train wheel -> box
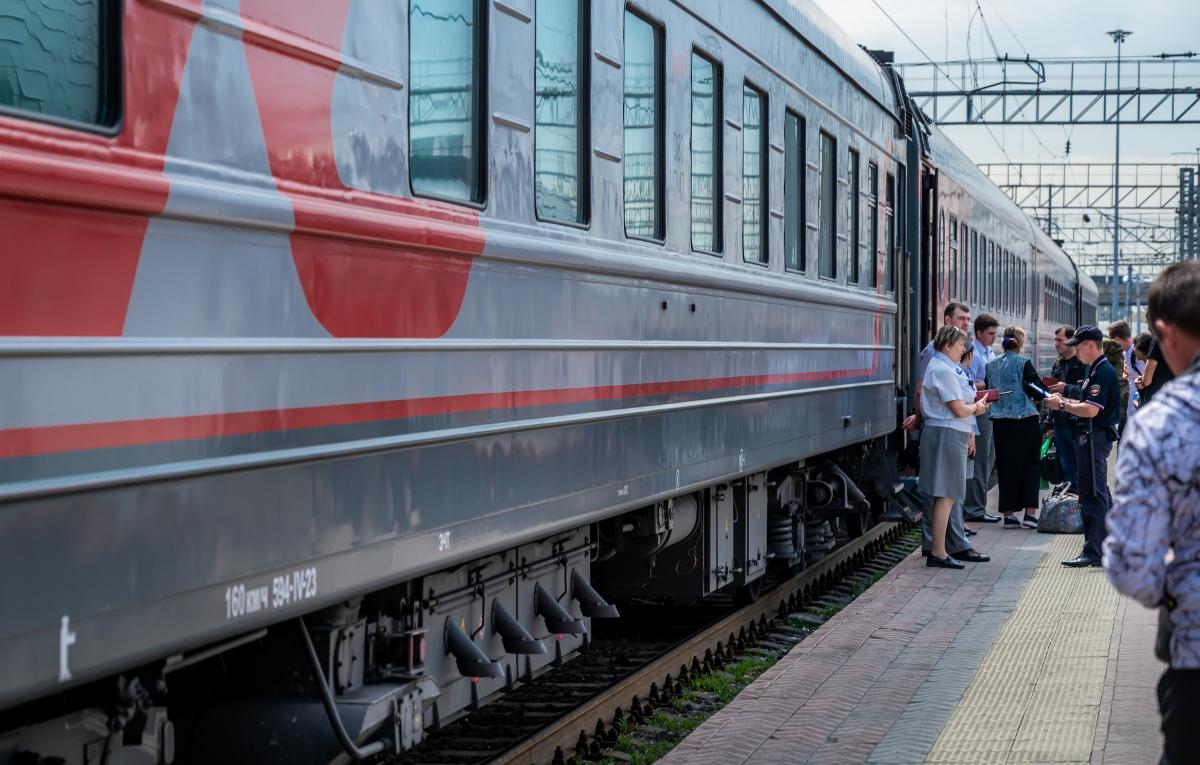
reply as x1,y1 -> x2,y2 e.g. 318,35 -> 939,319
846,506 -> 873,539
734,578 -> 763,605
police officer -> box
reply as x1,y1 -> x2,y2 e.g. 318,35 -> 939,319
1045,325 -> 1122,567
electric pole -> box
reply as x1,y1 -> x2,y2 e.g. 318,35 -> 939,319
1108,28 -> 1132,321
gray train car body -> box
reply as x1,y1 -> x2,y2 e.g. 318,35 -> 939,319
0,0 -> 1091,761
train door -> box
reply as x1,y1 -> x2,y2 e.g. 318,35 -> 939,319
919,164 -> 938,348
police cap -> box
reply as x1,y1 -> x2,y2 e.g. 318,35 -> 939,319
1066,325 -> 1103,346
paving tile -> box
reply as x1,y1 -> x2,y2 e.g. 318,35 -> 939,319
657,487 -> 1162,765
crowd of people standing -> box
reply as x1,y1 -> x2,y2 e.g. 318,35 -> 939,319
901,262 -> 1200,763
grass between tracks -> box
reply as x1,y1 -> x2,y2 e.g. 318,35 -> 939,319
577,529 -> 920,765
586,653 -> 781,765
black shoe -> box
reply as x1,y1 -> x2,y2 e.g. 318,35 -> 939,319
1061,555 -> 1101,568
926,554 -> 966,569
952,549 -> 991,563
965,512 -> 1001,523
1003,515 -> 1023,529
965,528 -> 978,537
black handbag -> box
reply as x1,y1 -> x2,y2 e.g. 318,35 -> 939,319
1040,437 -> 1064,484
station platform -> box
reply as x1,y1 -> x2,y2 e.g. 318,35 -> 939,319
658,519 -> 1163,765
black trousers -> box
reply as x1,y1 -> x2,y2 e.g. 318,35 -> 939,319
1074,429 -> 1114,559
992,416 -> 1041,514
1159,668 -> 1200,765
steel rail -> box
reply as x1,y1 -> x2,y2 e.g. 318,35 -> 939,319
487,521 -> 905,765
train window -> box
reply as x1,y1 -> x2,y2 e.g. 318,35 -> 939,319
742,83 -> 767,265
979,237 -> 987,306
0,0 -> 121,130
984,239 -> 993,307
783,110 -> 805,272
818,131 -> 837,279
998,251 -> 1008,311
1009,252 -> 1015,313
535,0 -> 588,224
884,172 -> 895,291
1008,254 -> 1017,314
690,51 -> 721,253
959,222 -> 968,299
949,216 -> 958,299
866,162 -> 878,288
1019,260 -> 1025,314
623,9 -> 663,240
848,149 -> 860,284
972,230 -> 980,303
1000,250 -> 1007,311
1010,253 -> 1017,313
410,0 -> 486,204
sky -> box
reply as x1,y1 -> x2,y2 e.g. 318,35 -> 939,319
812,0 -> 1200,165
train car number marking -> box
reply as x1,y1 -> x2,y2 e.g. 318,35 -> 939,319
438,531 -> 451,552
223,567 -> 317,620
617,484 -> 629,497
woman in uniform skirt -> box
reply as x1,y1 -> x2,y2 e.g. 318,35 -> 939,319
920,326 -> 992,569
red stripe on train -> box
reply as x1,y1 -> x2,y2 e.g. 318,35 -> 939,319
0,367 -> 870,459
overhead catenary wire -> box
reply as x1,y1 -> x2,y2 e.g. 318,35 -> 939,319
867,0 -> 1017,166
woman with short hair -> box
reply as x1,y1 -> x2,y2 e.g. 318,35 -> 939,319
985,325 -> 1045,528
920,326 -> 990,568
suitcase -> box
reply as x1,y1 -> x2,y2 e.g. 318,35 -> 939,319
1038,485 -> 1083,534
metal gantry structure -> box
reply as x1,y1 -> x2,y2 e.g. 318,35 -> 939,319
892,52 -> 1198,319
895,55 -> 1200,125
979,162 -> 1197,278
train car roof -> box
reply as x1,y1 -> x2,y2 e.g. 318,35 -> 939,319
925,123 -> 1094,290
761,0 -> 899,116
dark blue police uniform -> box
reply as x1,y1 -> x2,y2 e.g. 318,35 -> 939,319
1061,327 -> 1122,566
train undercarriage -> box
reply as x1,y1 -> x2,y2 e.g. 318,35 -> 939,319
0,438 -> 904,765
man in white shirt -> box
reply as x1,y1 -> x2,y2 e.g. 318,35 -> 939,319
964,314 -> 1000,523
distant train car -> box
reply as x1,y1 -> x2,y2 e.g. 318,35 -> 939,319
0,0 -> 1091,762
921,124 -> 1098,372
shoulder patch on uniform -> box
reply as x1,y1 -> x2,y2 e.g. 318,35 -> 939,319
1089,385 -> 1101,396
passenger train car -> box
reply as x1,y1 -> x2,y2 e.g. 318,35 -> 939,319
0,0 -> 1095,762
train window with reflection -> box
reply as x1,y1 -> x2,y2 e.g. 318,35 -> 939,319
1012,253 -> 1017,312
623,9 -> 663,240
1001,250 -> 1008,312
0,0 -> 121,130
866,162 -> 878,288
818,131 -> 837,279
742,83 -> 767,264
987,241 -> 996,307
972,230 -> 979,303
980,238 -> 989,307
784,111 -> 805,272
959,222 -> 968,299
535,0 -> 588,224
848,149 -> 860,284
410,0 -> 485,204
884,172 -> 895,291
690,51 -> 721,253
949,216 -> 958,299
1007,252 -> 1014,312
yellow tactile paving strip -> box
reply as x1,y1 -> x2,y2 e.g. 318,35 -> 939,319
926,534 -> 1120,764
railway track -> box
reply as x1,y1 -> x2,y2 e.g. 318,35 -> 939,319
394,521 -> 915,765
